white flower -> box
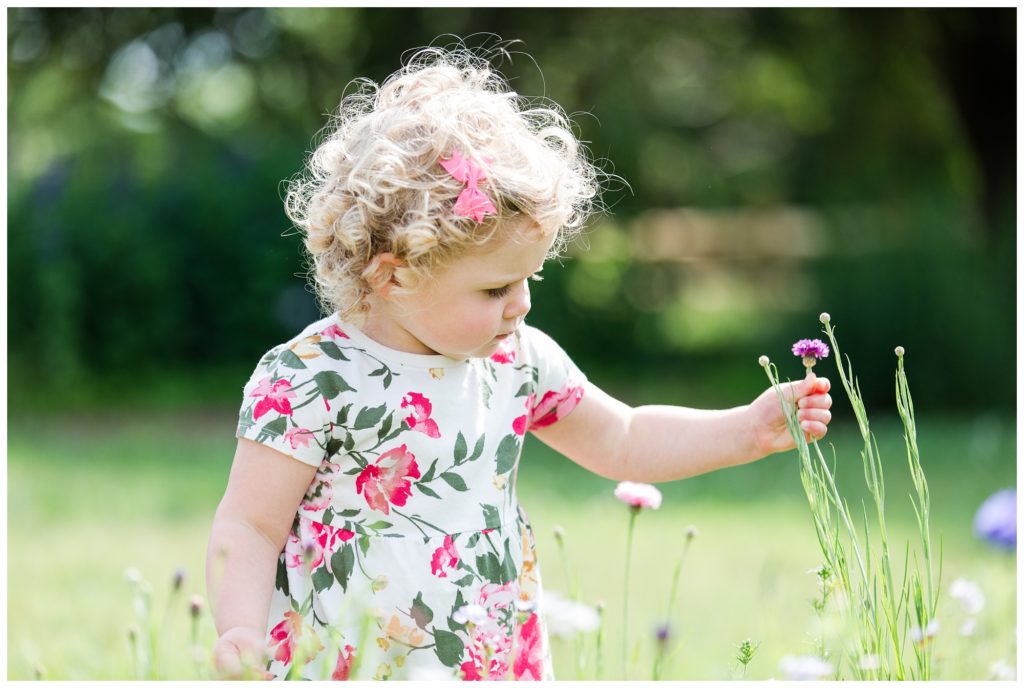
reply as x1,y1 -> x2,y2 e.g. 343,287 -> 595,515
857,654 -> 881,671
779,654 -> 834,680
959,618 -> 977,637
452,604 -> 488,626
910,619 -> 940,644
515,598 -> 537,613
949,577 -> 985,615
543,590 -> 600,638
989,659 -> 1016,680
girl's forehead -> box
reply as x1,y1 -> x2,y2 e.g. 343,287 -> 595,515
450,229 -> 554,282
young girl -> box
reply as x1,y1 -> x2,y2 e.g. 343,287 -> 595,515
206,46 -> 833,681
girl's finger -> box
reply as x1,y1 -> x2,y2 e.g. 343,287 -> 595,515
798,393 -> 832,410
800,420 -> 828,439
798,408 -> 832,426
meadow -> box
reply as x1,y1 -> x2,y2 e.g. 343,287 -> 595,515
7,393 -> 1015,680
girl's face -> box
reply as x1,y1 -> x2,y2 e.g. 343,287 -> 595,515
368,223 -> 555,360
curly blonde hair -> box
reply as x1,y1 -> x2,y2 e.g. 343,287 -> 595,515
284,43 -> 604,322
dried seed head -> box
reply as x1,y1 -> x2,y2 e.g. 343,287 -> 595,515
189,594 -> 204,618
172,567 -> 186,591
758,355 -> 769,367
819,312 -> 830,324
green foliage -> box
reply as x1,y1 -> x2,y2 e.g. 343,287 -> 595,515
6,8 -> 1013,412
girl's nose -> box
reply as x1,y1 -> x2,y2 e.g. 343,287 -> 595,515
504,280 -> 531,321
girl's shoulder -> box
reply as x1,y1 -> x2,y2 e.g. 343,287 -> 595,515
512,322 -> 576,365
249,313 -> 354,376
507,321 -> 587,391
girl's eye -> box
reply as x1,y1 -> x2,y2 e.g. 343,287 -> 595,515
486,273 -> 542,298
486,285 -> 512,299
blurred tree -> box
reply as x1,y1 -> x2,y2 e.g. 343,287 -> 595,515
6,8 -> 1014,411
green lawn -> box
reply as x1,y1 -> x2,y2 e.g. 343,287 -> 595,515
7,408 -> 1016,680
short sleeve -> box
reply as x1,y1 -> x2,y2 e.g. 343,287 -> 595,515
236,343 -> 337,467
516,324 -> 588,430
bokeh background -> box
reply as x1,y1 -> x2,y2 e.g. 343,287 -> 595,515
7,7 -> 1016,680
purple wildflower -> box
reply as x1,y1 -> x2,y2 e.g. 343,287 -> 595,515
974,489 -> 1016,550
792,339 -> 830,360
656,624 -> 671,643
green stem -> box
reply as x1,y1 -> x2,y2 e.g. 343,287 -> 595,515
622,508 -> 638,680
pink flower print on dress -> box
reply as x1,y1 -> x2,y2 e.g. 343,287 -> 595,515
268,610 -> 323,665
250,377 -> 296,420
513,613 -> 544,680
512,396 -> 530,436
284,427 -> 315,450
320,324 -> 350,340
457,581 -> 518,679
526,381 -> 585,430
284,518 -> 355,570
355,444 -> 421,514
430,534 -> 460,578
401,392 -> 441,438
478,581 -> 517,611
301,460 -> 337,512
331,645 -> 356,680
490,338 -> 516,364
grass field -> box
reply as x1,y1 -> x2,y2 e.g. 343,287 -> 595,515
7,406 -> 1016,680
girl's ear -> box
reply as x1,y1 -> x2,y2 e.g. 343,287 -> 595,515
365,253 -> 406,298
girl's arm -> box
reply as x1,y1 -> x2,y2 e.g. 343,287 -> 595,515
206,438 -> 319,672
530,376 -> 832,483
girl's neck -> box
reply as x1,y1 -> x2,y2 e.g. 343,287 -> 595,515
359,300 -> 436,356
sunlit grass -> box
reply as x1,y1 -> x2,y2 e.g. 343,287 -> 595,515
7,409 -> 1015,680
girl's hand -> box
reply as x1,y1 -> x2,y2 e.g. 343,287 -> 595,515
748,372 -> 832,456
212,626 -> 274,680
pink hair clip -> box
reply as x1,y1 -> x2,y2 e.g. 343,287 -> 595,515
439,149 -> 497,222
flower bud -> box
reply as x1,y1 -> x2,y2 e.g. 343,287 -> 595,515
127,624 -> 140,642
758,355 -> 769,367
189,594 -> 204,618
123,567 -> 143,585
172,567 -> 186,592
553,526 -> 565,542
656,624 -> 671,644
895,346 -> 905,357
595,600 -> 606,614
371,575 -> 389,593
819,312 -> 830,324
685,525 -> 699,540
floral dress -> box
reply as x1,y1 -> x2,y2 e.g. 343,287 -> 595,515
236,314 -> 586,680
